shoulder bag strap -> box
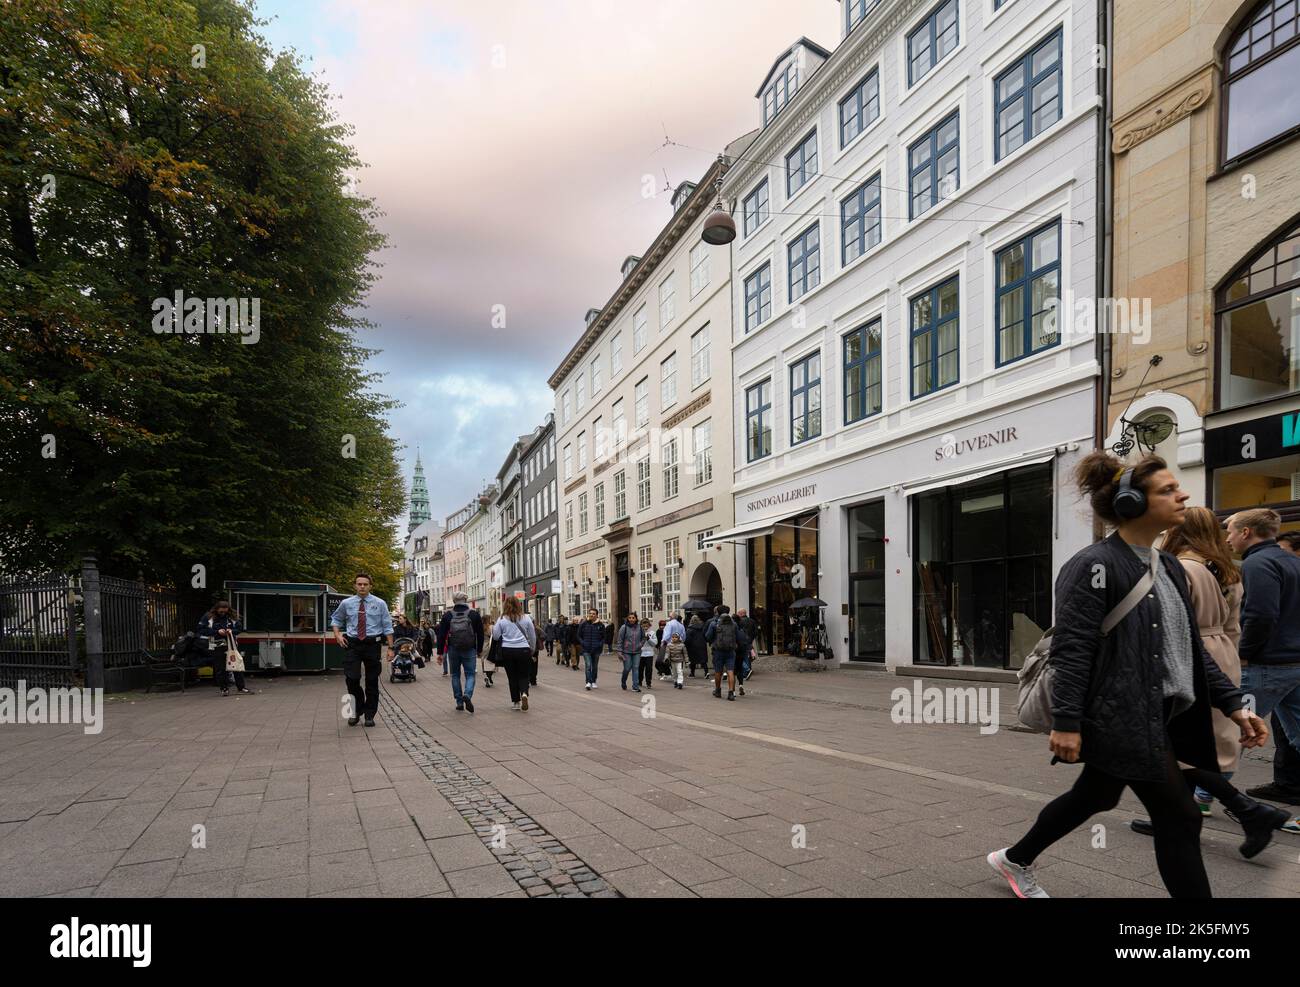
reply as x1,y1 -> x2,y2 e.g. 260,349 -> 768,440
1100,548 -> 1160,637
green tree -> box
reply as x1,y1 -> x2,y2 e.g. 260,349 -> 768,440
0,0 -> 402,600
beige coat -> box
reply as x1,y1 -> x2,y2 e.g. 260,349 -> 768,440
1178,552 -> 1243,773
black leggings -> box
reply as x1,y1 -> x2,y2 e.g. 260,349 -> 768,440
1008,740 -> 1209,898
501,647 -> 532,704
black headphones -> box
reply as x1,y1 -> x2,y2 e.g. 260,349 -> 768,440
1112,467 -> 1148,520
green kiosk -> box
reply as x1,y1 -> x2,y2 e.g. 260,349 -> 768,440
223,581 -> 351,672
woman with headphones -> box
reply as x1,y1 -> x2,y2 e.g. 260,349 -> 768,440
988,451 -> 1270,898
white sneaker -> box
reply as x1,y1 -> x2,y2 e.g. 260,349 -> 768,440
511,701 -> 520,710
591,683 -> 597,689
987,848 -> 1049,898
585,683 -> 592,690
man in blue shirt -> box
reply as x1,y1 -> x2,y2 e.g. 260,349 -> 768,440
330,573 -> 395,727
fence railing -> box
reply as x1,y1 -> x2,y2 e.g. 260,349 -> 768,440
0,574 -> 78,689
0,558 -> 204,691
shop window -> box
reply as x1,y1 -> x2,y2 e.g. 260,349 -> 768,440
748,514 -> 819,658
913,462 -> 1052,669
1214,452 -> 1300,510
1216,217 -> 1300,409
290,596 -> 318,632
1222,0 -> 1300,165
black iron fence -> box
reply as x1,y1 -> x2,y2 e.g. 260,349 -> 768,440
0,558 -> 204,691
0,574 -> 78,689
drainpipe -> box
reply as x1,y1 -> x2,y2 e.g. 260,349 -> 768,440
1094,0 -> 1115,544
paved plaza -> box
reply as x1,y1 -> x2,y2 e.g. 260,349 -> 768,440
1,662 -> 1297,898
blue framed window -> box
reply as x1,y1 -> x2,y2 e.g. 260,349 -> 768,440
788,223 -> 821,301
846,0 -> 880,34
844,319 -> 883,424
839,68 -> 880,147
763,63 -> 797,126
908,111 -> 960,219
995,220 -> 1061,365
786,130 -> 818,198
907,0 -> 959,86
994,29 -> 1063,161
744,263 -> 772,332
743,179 -> 769,237
841,174 -> 882,265
909,275 -> 960,398
790,353 -> 822,445
746,379 -> 773,462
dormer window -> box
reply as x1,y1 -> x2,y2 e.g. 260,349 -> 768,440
763,62 -> 798,126
671,182 -> 697,212
620,255 -> 641,279
845,0 -> 880,36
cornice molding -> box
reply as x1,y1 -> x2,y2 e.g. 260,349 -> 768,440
635,498 -> 714,536
1112,65 -> 1215,155
662,390 -> 712,432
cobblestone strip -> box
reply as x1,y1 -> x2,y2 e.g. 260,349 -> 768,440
378,691 -> 619,898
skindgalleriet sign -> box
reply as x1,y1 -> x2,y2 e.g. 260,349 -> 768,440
745,483 -> 817,515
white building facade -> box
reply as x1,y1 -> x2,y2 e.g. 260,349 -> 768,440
717,0 -> 1102,670
551,159 -> 738,625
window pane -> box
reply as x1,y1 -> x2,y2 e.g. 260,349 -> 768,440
1225,45 -> 1300,160
938,279 -> 959,317
999,286 -> 1024,332
999,242 -> 1025,285
1031,226 -> 1059,268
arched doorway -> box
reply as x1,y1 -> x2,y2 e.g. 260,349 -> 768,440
688,562 -> 722,608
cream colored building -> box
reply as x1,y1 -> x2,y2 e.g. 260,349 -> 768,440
1106,0 -> 1300,539
549,158 -> 738,624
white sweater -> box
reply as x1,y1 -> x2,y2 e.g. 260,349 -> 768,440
492,614 -> 536,651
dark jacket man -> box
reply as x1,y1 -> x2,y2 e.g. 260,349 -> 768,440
1238,540 -> 1300,665
578,617 -> 605,654
436,602 -> 484,655
1050,532 -> 1244,783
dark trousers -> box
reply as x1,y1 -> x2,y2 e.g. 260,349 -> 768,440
502,647 -> 532,704
531,651 -> 539,685
639,653 -> 653,687
545,640 -> 554,656
343,637 -> 382,717
214,660 -> 245,691
1008,739 -> 1209,898
1273,712 -> 1300,789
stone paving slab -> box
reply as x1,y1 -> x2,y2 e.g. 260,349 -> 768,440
1,665 -> 1298,898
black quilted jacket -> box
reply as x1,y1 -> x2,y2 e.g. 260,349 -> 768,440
1049,531 -> 1245,782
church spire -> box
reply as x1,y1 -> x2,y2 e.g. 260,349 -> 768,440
408,448 -> 431,534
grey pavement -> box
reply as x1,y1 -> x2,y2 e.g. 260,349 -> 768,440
0,658 -> 1296,898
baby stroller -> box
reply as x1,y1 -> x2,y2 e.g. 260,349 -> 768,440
389,637 -> 418,683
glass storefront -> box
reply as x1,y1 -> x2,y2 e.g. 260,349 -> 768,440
748,512 -> 819,655
912,462 -> 1053,669
848,501 -> 886,661
1207,407 -> 1300,536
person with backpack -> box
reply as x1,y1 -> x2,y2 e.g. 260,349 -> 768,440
197,599 -> 252,697
1125,506 -> 1292,854
435,591 -> 484,713
578,607 -> 605,690
706,606 -> 741,701
686,613 -> 708,677
616,611 -> 645,692
1225,508 -> 1300,806
492,595 -> 537,711
991,452 -> 1268,898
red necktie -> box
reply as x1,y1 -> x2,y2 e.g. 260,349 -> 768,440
357,601 -> 367,640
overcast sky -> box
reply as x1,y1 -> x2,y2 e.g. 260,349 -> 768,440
254,0 -> 841,534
